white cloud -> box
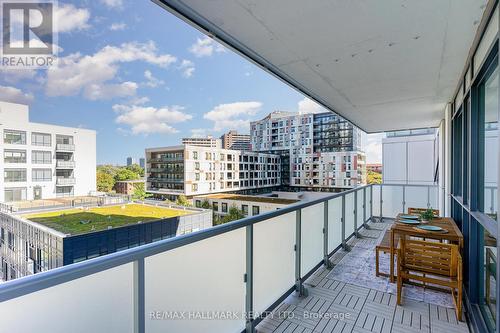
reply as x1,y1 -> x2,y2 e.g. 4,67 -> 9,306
128,96 -> 150,105
101,0 -> 123,9
190,128 -> 212,138
0,85 -> 34,104
204,101 -> 262,132
143,70 -> 164,87
178,60 -> 195,78
0,68 -> 37,84
84,81 -> 137,100
298,97 -> 326,114
113,103 -> 192,135
109,22 -> 126,31
54,4 -> 91,33
189,36 -> 226,57
45,41 -> 177,100
365,133 -> 385,164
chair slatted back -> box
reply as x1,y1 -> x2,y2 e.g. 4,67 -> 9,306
401,239 -> 458,277
408,207 -> 440,216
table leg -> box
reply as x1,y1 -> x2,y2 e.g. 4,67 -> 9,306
390,229 -> 394,283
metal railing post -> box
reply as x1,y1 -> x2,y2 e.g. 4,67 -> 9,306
295,209 -> 306,296
402,185 -> 406,214
134,258 -> 145,333
354,190 -> 358,238
245,225 -> 254,333
370,185 -> 373,222
363,187 -> 368,229
341,195 -> 349,251
379,185 -> 383,222
427,186 -> 431,208
323,201 -> 332,269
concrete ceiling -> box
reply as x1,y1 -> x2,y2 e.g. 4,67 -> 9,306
155,0 -> 489,133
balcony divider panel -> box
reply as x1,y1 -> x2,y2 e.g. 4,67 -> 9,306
0,263 -> 135,333
372,185 -> 381,217
356,188 -> 364,228
144,228 -> 246,333
365,187 -> 372,222
300,203 -> 325,276
253,213 -> 296,314
404,186 -> 429,213
381,185 -> 404,218
327,197 -> 343,253
344,192 -> 355,237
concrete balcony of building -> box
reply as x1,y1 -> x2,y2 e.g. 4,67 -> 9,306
55,143 -> 75,152
0,183 -> 471,333
56,177 -> 76,185
55,160 -> 75,169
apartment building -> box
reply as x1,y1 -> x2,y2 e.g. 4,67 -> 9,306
220,130 -> 251,150
145,145 -> 281,200
181,135 -> 222,148
0,101 -> 96,202
251,110 -> 366,189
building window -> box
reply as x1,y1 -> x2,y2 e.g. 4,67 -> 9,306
4,187 -> 26,202
191,184 -> 198,192
195,173 -> 200,181
32,150 -> 52,164
56,186 -> 73,197
213,202 -> 218,211
252,206 -> 260,215
195,200 -> 201,208
31,132 -> 51,146
4,150 -> 26,163
242,205 -> 248,216
479,65 -> 498,220
195,162 -> 200,170
32,168 -> 52,182
7,231 -> 14,250
56,135 -> 73,145
193,151 -> 198,160
221,202 -> 227,213
4,169 -> 26,182
4,130 -> 26,145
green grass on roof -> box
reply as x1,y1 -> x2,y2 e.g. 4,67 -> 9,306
22,204 -> 190,235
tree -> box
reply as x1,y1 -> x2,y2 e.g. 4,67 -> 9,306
126,163 -> 145,177
176,195 -> 191,207
217,206 -> 245,225
114,168 -> 140,182
132,182 -> 151,201
97,164 -> 120,177
96,171 -> 114,192
201,200 -> 211,209
367,171 -> 382,184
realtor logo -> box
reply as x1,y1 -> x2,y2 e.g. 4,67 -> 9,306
1,0 -> 57,68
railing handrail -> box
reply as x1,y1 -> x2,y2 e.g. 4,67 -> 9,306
0,182 -> 438,304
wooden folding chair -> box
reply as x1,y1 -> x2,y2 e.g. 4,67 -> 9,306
397,239 -> 463,321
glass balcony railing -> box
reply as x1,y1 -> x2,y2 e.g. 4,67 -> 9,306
56,160 -> 75,168
0,183 -> 440,332
56,177 -> 76,185
55,143 -> 75,151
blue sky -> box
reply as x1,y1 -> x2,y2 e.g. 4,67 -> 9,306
0,0 -> 382,165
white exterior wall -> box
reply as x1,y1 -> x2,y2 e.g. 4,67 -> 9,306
382,133 -> 437,185
0,101 -> 96,202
